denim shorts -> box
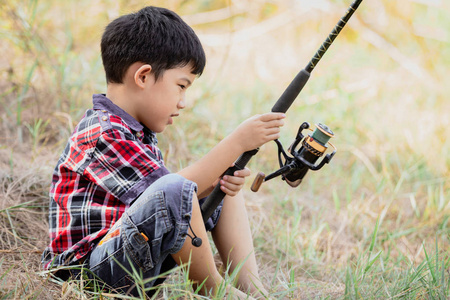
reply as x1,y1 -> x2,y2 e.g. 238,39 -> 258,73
87,174 -> 223,296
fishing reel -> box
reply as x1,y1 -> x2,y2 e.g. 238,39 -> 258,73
251,122 -> 336,192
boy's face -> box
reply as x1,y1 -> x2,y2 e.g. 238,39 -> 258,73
134,64 -> 196,133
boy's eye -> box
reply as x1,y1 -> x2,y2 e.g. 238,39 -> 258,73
179,85 -> 186,90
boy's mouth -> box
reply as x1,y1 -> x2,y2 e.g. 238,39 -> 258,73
168,113 -> 179,125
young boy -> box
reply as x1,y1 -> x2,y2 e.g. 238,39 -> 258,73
42,6 -> 285,298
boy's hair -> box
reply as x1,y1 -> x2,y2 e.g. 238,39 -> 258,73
101,6 -> 206,83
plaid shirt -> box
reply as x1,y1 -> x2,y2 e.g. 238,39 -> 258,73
42,94 -> 170,269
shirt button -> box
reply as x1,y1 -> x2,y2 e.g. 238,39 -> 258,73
101,110 -> 107,113
102,116 -> 108,121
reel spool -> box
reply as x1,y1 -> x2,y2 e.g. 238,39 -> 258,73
251,122 -> 336,192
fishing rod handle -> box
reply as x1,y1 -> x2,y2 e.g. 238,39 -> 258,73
201,148 -> 259,223
271,69 -> 310,113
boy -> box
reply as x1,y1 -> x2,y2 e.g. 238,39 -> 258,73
42,6 -> 285,298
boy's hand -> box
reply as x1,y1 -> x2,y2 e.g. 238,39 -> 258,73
232,112 -> 286,152
218,164 -> 251,197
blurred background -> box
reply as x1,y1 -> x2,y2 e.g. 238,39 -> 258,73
1,0 -> 449,298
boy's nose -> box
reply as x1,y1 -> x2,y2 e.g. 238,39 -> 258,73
178,97 -> 186,109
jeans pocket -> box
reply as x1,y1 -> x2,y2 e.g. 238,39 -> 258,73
122,214 -> 154,272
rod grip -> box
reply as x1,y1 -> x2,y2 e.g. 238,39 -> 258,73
201,149 -> 259,223
271,69 -> 310,113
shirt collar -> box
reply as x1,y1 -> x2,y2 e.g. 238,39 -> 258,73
92,94 -> 144,132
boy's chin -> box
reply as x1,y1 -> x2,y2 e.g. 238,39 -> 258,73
151,125 -> 167,133
140,121 -> 167,133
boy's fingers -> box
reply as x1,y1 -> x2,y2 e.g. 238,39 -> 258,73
264,119 -> 285,129
266,127 -> 282,135
259,112 -> 286,122
233,167 -> 251,177
221,176 -> 245,186
220,183 -> 238,196
267,132 -> 281,140
220,181 -> 244,192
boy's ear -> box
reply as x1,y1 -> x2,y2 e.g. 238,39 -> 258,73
134,64 -> 153,88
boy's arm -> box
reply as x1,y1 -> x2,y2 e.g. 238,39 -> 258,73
177,112 -> 285,195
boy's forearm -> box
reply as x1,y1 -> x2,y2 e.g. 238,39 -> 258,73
177,135 -> 244,195
178,112 -> 285,194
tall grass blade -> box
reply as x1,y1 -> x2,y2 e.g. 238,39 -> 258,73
369,217 -> 379,253
423,245 -> 436,285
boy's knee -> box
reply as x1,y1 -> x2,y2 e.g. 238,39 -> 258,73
147,174 -> 197,220
128,174 -> 197,217
125,174 -> 197,253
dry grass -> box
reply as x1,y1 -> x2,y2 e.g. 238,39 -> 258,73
0,147 -> 60,299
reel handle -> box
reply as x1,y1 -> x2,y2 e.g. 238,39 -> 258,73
250,172 -> 266,192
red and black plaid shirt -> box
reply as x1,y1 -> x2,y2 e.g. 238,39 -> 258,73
42,94 -> 170,269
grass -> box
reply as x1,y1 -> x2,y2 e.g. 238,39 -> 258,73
1,0 -> 449,298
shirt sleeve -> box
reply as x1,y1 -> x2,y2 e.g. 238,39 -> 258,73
83,128 -> 170,205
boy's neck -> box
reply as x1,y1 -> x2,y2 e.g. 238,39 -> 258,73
106,83 -> 138,121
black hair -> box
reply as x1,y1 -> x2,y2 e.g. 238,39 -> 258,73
101,6 -> 206,83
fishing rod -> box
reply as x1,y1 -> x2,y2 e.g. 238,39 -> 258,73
201,0 -> 364,223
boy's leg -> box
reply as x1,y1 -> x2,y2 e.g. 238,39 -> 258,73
170,193 -> 222,289
171,192 -> 251,299
87,174 -> 203,296
211,191 -> 267,296
88,172 -> 253,298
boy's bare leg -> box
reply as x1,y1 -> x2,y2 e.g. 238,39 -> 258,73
211,191 -> 268,298
171,193 -> 252,299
